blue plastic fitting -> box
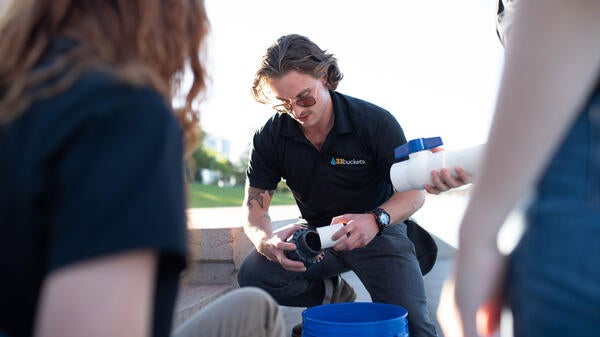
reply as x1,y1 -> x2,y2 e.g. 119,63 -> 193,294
394,137 -> 443,160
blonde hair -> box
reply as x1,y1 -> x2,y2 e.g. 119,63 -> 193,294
0,0 -> 209,156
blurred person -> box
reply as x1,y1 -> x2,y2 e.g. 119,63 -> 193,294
171,287 -> 284,337
438,0 -> 600,336
237,34 -> 439,337
0,1 -> 284,337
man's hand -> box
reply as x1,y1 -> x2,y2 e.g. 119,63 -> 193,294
329,213 -> 378,251
425,167 -> 472,194
258,223 -> 307,272
424,147 -> 473,195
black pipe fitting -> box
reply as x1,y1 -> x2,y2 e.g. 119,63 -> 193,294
284,227 -> 324,267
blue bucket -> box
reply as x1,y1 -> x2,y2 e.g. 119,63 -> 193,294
301,302 -> 409,337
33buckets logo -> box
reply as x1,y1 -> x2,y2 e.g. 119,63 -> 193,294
330,157 -> 366,166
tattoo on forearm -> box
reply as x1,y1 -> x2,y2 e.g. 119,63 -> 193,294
246,188 -> 274,209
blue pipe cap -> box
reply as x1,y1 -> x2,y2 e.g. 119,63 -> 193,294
394,137 -> 443,159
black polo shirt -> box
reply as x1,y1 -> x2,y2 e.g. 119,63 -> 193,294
247,91 -> 408,226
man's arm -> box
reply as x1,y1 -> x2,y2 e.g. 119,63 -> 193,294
330,189 -> 425,250
243,182 -> 275,250
379,189 -> 425,225
243,181 -> 305,272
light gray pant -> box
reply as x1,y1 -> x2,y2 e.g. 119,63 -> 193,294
172,287 -> 285,337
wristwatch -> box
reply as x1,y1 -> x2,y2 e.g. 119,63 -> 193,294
369,207 -> 391,235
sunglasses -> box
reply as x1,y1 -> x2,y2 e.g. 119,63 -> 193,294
272,86 -> 318,113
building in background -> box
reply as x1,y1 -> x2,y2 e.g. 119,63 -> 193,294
203,134 -> 231,161
200,134 -> 235,186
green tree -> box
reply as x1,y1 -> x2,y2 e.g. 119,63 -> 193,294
185,131 -> 243,185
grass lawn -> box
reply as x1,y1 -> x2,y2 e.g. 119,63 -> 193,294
187,183 -> 296,208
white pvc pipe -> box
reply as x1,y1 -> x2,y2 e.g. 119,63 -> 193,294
316,223 -> 346,249
390,144 -> 485,192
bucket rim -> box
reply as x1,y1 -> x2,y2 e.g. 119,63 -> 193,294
302,302 -> 408,326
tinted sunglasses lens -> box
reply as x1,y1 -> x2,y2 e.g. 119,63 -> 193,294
296,96 -> 316,107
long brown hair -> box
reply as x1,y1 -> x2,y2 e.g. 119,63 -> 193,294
251,34 -> 343,106
0,0 -> 209,156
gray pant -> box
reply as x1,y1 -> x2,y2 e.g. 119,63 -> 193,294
237,223 -> 437,337
172,287 -> 285,337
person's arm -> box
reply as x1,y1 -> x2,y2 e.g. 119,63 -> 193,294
440,1 -> 600,336
243,181 -> 305,272
331,189 -> 425,250
34,250 -> 157,337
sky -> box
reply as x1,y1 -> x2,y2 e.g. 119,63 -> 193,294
0,0 -> 505,162
200,0 -> 505,162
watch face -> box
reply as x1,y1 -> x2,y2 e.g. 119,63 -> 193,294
379,211 -> 390,226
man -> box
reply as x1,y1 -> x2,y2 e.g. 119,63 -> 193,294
236,34 -> 443,337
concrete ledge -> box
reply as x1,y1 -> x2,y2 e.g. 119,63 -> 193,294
185,208 -> 301,285
186,225 -> 252,285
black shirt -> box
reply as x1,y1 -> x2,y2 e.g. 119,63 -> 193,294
0,41 -> 186,337
247,91 -> 407,226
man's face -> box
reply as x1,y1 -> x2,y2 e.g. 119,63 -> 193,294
268,70 -> 330,129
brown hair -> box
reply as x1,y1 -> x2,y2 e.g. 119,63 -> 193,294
251,34 -> 343,106
0,0 -> 209,156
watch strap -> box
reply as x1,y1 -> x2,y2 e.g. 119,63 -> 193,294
369,207 -> 390,235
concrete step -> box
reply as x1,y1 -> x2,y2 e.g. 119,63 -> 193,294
185,224 -> 250,285
173,208 -> 301,329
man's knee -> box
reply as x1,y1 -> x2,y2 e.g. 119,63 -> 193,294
237,250 -> 262,287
